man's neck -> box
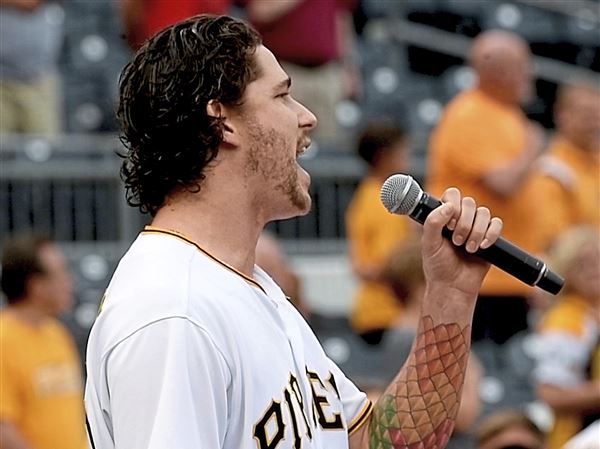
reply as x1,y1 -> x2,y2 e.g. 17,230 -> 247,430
477,85 -> 517,108
151,190 -> 264,278
7,302 -> 50,327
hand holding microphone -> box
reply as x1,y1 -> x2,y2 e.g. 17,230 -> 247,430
380,174 -> 564,295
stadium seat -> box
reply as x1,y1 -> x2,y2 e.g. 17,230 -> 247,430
481,3 -> 560,43
361,0 -> 405,19
561,10 -> 600,46
407,8 -> 481,38
440,65 -> 478,102
576,45 -> 600,71
438,0 -> 485,20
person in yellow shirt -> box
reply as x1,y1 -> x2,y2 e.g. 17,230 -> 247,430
427,30 -> 548,344
0,234 -> 87,449
346,121 -> 416,344
533,226 -> 600,449
537,83 -> 600,250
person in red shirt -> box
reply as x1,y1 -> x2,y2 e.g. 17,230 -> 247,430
120,0 -> 232,49
244,0 -> 360,146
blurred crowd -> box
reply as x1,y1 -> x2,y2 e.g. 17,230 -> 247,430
1,1 -> 599,449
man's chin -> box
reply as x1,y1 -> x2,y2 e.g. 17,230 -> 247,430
276,194 -> 312,220
296,199 -> 312,217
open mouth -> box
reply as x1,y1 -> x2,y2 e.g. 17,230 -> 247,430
296,140 -> 312,158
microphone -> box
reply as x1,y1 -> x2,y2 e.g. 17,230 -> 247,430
380,174 -> 564,295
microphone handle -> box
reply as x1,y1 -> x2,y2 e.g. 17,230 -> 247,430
410,194 -> 556,290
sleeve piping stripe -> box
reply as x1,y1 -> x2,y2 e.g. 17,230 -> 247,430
348,400 -> 374,435
86,414 -> 96,449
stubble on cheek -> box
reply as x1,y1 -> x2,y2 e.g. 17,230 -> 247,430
245,123 -> 307,211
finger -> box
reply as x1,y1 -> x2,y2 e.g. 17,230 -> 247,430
464,207 -> 491,253
440,187 -> 461,230
452,196 -> 476,247
481,217 -> 503,249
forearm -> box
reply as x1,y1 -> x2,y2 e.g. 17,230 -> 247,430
354,286 -> 476,448
247,0 -> 303,23
538,382 -> 600,414
454,356 -> 482,432
348,242 -> 381,282
352,261 -> 380,282
336,10 -> 355,64
0,0 -> 41,11
482,146 -> 540,197
0,422 -> 36,449
120,0 -> 143,39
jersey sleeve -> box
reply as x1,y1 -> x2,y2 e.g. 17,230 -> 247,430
104,317 -> 230,449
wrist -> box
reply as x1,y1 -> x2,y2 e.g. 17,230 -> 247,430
422,284 -> 477,325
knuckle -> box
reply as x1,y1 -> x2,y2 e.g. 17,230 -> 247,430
469,228 -> 485,240
454,221 -> 470,235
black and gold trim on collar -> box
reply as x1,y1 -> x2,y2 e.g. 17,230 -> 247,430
142,226 -> 266,294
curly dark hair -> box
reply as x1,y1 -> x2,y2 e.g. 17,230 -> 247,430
118,15 -> 262,215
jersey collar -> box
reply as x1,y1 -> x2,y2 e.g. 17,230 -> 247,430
142,225 -> 267,294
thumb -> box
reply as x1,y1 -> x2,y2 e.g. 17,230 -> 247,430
422,202 -> 454,254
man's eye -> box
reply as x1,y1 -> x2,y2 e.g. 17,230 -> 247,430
277,92 -> 290,98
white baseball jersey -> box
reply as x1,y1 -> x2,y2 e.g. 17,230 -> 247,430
85,226 -> 372,449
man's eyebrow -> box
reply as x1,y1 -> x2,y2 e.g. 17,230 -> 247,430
274,77 -> 292,91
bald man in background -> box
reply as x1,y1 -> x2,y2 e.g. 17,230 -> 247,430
427,30 -> 549,344
537,83 -> 600,249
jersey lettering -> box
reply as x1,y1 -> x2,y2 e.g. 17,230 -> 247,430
306,370 -> 344,430
253,370 -> 344,448
253,401 -> 285,449
287,374 -> 313,441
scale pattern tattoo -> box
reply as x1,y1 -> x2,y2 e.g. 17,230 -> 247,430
369,316 -> 471,449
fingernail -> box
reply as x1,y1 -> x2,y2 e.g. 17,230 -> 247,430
466,241 -> 477,253
443,204 -> 453,216
481,238 -> 491,249
448,218 -> 457,230
453,235 -> 464,245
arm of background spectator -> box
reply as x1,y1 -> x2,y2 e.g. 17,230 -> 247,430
119,0 -> 144,47
0,0 -> 41,11
0,422 -> 36,449
336,8 -> 362,99
346,223 -> 381,283
537,381 -> 600,415
454,353 -> 483,433
481,121 -> 547,198
346,191 -> 382,282
246,0 -> 304,24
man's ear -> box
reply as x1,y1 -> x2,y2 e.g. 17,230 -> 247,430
207,100 -> 240,148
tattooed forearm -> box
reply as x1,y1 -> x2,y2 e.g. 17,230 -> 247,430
369,316 -> 471,449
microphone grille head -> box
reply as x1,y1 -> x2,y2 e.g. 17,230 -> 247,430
380,174 -> 423,215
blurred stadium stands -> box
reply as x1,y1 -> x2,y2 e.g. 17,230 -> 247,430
1,0 -> 599,420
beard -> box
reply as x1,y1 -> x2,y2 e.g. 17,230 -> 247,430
244,119 -> 311,216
